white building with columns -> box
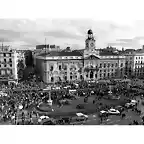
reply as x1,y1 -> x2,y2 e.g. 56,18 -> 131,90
35,29 -> 126,83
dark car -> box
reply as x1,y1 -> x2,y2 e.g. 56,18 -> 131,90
115,106 -> 125,112
103,95 -> 110,100
61,117 -> 71,124
76,104 -> 85,109
42,120 -> 56,125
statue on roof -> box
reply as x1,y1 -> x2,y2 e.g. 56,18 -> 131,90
87,29 -> 93,35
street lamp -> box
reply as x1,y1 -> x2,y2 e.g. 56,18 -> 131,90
47,85 -> 52,106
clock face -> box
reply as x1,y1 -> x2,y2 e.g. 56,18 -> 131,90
90,43 -> 94,47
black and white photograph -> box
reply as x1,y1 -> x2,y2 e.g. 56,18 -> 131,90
1,18 -> 144,126
1,0 -> 144,143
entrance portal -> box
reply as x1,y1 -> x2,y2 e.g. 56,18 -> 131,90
90,71 -> 93,79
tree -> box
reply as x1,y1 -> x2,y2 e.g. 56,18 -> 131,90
17,59 -> 25,80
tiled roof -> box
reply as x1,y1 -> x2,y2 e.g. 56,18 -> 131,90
38,50 -> 82,57
136,49 -> 144,53
124,49 -> 135,52
99,51 -> 119,56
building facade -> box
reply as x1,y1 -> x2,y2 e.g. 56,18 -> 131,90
35,30 -> 126,83
0,50 -> 18,83
133,50 -> 144,78
121,48 -> 144,79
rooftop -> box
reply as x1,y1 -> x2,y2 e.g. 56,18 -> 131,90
99,51 -> 119,56
38,50 -> 83,57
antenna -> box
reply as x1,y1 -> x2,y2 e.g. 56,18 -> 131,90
2,41 -> 3,51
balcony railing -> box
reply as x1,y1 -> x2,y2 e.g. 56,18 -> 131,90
84,66 -> 99,72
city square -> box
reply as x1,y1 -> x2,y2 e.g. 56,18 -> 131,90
0,78 -> 144,125
0,25 -> 144,125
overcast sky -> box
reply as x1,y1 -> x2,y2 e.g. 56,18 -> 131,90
1,0 -> 144,50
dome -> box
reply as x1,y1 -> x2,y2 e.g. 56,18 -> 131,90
87,29 -> 93,34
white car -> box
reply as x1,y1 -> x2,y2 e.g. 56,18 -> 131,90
38,115 -> 50,122
130,100 -> 138,104
125,100 -> 137,108
100,110 -> 108,114
107,109 -> 120,115
75,113 -> 88,122
125,103 -> 132,108
76,113 -> 88,118
91,91 -> 94,94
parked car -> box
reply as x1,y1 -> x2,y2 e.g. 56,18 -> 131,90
75,113 -> 88,122
38,115 -> 50,123
115,106 -> 125,112
76,104 -> 85,109
99,110 -> 108,117
60,99 -> 71,105
107,108 -> 120,115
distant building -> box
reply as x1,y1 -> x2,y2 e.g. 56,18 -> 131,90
0,49 -> 18,84
36,44 -> 60,51
0,45 -> 11,51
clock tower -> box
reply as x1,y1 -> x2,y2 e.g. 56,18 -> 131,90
85,29 -> 96,50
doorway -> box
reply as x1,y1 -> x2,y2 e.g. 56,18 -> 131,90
90,71 -> 93,79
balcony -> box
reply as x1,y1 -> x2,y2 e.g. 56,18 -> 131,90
84,66 -> 99,72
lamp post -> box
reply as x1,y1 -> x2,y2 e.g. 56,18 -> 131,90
47,85 -> 53,106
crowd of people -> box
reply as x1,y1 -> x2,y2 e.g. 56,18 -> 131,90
0,78 -> 143,125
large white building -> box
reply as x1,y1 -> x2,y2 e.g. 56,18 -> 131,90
0,50 -> 18,84
35,29 -> 126,84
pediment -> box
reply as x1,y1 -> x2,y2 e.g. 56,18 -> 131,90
84,54 -> 100,60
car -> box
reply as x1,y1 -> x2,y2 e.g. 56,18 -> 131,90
125,100 -> 137,108
75,113 -> 88,121
42,118 -> 56,125
91,91 -> 95,95
103,95 -> 110,99
76,104 -> 85,109
100,110 -> 108,114
60,99 -> 71,105
115,106 -> 125,112
38,115 -> 50,122
107,109 -> 120,115
42,120 -> 56,125
130,100 -> 138,105
125,103 -> 133,108
111,96 -> 120,100
76,113 -> 88,118
99,110 -> 108,116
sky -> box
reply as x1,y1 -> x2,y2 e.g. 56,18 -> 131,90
0,0 -> 144,50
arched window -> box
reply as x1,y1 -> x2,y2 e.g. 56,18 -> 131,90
50,66 -> 53,71
95,74 -> 97,78
51,77 -> 54,82
80,75 -> 83,80
90,71 -> 93,79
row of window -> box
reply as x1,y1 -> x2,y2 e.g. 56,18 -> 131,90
0,64 -> 12,68
50,75 -> 83,82
135,69 -> 144,72
0,58 -> 12,63
50,65 -> 77,71
49,66 -> 125,72
136,56 -> 143,59
135,61 -> 144,64
0,70 -> 13,75
100,63 -> 123,68
1,53 -> 12,57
